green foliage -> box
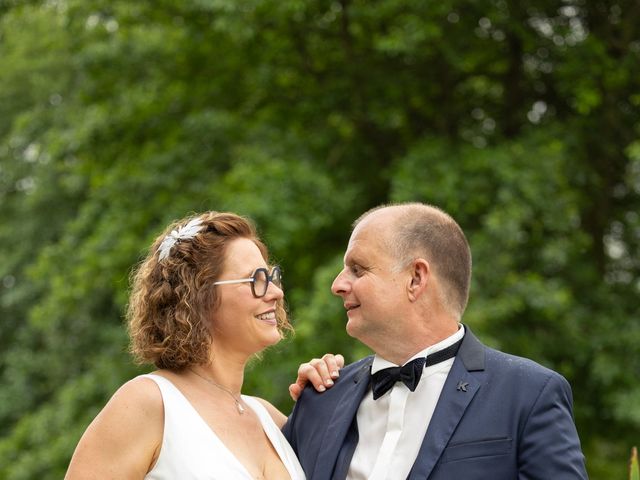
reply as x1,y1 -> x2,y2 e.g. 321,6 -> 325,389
1,0 -> 639,478
631,447 -> 639,480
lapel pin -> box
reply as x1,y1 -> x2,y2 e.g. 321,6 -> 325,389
456,381 -> 469,392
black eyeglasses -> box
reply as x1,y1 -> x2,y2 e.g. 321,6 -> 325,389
213,266 -> 282,298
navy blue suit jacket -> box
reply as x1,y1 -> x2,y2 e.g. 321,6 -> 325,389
283,328 -> 587,479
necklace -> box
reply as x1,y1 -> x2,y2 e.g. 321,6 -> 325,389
190,368 -> 246,415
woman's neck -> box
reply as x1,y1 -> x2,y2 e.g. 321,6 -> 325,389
192,346 -> 249,393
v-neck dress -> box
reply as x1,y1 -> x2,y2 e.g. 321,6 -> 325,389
142,374 -> 306,479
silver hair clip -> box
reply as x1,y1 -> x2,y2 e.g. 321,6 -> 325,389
157,217 -> 204,261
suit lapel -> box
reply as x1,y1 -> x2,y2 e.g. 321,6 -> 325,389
407,328 -> 486,480
312,358 -> 372,480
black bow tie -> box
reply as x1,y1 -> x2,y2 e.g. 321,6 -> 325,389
370,338 -> 463,400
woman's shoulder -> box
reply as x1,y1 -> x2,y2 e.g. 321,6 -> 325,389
114,373 -> 165,407
94,374 -> 165,436
64,373 -> 165,478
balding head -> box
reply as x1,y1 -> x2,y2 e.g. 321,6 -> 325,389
354,203 -> 472,318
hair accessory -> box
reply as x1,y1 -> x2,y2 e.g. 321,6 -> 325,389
157,217 -> 205,261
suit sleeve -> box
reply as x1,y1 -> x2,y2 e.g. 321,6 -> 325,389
518,373 -> 588,479
281,396 -> 299,454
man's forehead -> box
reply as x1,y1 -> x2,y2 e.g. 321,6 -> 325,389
342,231 -> 363,262
345,219 -> 391,261
353,210 -> 396,240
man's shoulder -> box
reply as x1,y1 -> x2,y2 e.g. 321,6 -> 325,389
341,355 -> 374,375
464,326 -> 565,381
297,355 -> 372,404
483,344 -> 569,388
321,354 -> 373,391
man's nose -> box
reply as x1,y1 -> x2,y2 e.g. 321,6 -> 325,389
331,269 -> 349,296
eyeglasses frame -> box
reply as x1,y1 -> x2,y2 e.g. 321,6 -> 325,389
213,265 -> 282,298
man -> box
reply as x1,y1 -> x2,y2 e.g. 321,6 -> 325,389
284,202 -> 587,479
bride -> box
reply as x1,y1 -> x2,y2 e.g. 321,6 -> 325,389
65,211 -> 337,479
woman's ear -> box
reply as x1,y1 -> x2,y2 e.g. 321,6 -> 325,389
407,258 -> 429,301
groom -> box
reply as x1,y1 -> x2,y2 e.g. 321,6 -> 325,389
284,202 -> 587,479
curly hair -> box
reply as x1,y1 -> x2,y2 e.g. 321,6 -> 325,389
127,211 -> 291,369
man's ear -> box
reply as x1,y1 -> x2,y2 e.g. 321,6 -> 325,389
407,258 -> 430,302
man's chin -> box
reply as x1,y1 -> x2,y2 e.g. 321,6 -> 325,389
345,318 -> 362,340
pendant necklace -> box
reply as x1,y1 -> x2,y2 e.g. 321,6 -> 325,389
190,369 -> 246,415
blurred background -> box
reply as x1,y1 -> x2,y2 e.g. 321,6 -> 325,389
1,0 -> 639,478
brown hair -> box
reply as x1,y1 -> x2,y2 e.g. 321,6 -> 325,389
127,211 -> 290,369
355,202 -> 472,318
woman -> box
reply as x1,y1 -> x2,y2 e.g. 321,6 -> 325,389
66,211 -> 332,479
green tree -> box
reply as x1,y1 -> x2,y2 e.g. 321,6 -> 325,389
0,1 -> 638,478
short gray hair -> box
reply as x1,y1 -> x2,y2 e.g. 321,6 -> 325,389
355,203 -> 472,317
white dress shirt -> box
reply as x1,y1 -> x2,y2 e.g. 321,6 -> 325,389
347,325 -> 465,480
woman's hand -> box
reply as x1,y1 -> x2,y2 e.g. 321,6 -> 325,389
289,353 -> 345,401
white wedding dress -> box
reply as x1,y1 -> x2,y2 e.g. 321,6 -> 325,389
142,374 -> 306,479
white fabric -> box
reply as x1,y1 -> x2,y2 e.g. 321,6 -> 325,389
347,325 -> 465,480
142,374 -> 305,480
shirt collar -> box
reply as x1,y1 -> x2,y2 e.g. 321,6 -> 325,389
371,324 -> 465,374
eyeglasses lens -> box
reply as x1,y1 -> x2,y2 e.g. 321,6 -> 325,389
253,269 -> 268,297
271,267 -> 281,287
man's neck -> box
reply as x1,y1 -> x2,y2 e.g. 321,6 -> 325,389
376,322 -> 462,366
